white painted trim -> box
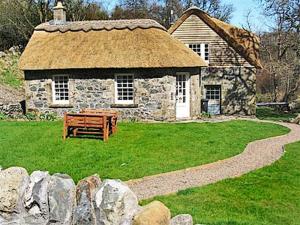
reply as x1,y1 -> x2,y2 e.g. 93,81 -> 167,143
114,73 -> 135,105
52,75 -> 69,105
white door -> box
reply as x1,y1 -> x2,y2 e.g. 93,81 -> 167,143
176,73 -> 190,119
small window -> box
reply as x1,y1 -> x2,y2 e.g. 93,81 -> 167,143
188,43 -> 209,62
115,74 -> 134,104
205,85 -> 221,100
204,44 -> 209,61
52,75 -> 69,104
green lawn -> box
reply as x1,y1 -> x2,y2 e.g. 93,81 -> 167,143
257,107 -> 298,122
0,120 -> 289,182
143,141 -> 300,225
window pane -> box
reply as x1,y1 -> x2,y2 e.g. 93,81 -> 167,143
54,75 -> 69,103
116,75 -> 134,103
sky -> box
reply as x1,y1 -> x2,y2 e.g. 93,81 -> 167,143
224,0 -> 271,31
103,0 -> 272,32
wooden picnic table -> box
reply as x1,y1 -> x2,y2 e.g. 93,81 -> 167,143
80,109 -> 118,134
63,110 -> 118,141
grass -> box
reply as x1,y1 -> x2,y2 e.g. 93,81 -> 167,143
142,141 -> 300,225
0,120 -> 289,182
257,107 -> 298,122
0,53 -> 23,89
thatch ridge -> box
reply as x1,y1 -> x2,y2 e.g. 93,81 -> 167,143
19,27 -> 207,70
35,19 -> 166,33
168,7 -> 262,69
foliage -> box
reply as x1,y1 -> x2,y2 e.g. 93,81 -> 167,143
0,120 -> 288,182
256,106 -> 298,121
0,0 -> 109,50
0,51 -> 23,89
111,0 -> 234,28
142,141 -> 300,225
0,112 -> 58,121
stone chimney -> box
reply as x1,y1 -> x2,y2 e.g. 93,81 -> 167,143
53,0 -> 66,25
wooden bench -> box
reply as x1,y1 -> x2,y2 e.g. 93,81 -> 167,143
80,109 -> 118,134
63,113 -> 110,141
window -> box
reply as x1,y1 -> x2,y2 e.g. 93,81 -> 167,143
205,85 -> 221,100
52,75 -> 69,104
115,74 -> 134,104
188,43 -> 209,62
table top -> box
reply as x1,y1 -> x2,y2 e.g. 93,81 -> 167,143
66,113 -> 116,117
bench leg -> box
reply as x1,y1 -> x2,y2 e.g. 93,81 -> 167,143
63,125 -> 67,140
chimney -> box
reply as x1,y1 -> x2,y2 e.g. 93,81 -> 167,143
53,0 -> 66,25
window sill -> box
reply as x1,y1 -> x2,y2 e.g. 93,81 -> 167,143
111,104 -> 138,108
49,104 -> 73,108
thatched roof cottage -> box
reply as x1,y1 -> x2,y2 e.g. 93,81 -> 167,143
19,1 -> 260,120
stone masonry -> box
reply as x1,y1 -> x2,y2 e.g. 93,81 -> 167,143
0,167 -> 194,225
24,69 -> 201,121
24,66 -> 256,120
201,66 -> 256,115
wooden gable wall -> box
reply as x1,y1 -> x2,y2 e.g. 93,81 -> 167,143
171,15 -> 252,67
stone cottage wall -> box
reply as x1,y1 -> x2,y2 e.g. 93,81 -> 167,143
25,68 -> 201,121
201,66 -> 256,115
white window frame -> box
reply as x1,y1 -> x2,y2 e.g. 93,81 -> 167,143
115,73 -> 134,105
52,75 -> 70,105
188,43 -> 209,63
205,85 -> 221,101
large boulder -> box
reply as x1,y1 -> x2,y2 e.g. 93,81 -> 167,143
132,201 -> 171,225
94,179 -> 139,225
170,214 -> 193,225
48,174 -> 76,225
23,171 -> 50,225
72,175 -> 101,225
0,167 -> 29,223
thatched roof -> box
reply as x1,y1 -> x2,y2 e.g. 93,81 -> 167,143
168,7 -> 262,69
19,19 -> 207,71
35,19 -> 166,32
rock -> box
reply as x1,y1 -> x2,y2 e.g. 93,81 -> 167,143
292,114 -> 300,124
0,167 -> 29,221
48,173 -> 76,225
73,175 -> 101,225
170,214 -> 193,225
132,201 -> 171,225
0,51 -> 5,58
94,179 -> 139,225
23,171 -> 50,225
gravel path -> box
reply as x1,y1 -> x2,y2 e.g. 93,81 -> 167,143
126,121 -> 300,200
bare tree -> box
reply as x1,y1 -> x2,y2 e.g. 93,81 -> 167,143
182,0 -> 234,22
257,0 -> 300,102
0,0 -> 109,50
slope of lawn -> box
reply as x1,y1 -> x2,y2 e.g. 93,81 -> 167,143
143,141 -> 300,225
0,120 -> 289,182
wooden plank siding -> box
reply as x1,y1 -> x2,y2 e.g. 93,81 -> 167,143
172,15 -> 252,67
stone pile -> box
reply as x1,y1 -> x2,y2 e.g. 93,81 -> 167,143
0,167 -> 195,225
0,102 -> 23,115
292,114 -> 300,125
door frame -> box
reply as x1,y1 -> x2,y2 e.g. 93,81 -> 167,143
175,72 -> 191,119
204,85 -> 222,115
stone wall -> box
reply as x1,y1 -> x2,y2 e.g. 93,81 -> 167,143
0,102 -> 24,115
0,167 -> 194,225
201,66 -> 256,115
24,68 -> 201,121
24,66 -> 256,120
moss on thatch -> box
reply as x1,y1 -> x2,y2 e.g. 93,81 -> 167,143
168,7 -> 262,69
19,19 -> 207,71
